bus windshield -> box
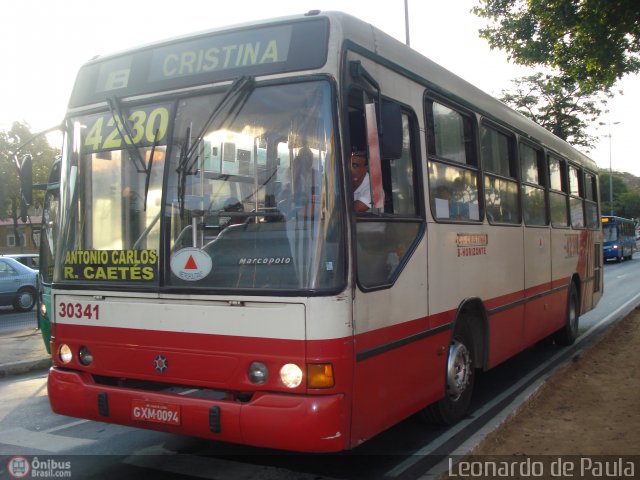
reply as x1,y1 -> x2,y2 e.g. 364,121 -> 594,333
602,224 -> 617,242
56,80 -> 345,292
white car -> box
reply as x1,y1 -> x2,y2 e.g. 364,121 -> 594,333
3,253 -> 39,271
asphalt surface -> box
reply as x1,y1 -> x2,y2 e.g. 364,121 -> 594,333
0,327 -> 51,377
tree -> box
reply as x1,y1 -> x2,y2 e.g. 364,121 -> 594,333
617,189 -> 640,220
0,121 -> 59,220
599,172 -> 628,215
473,0 -> 640,93
499,73 -> 611,148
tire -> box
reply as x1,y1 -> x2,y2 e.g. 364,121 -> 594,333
554,283 -> 580,346
13,288 -> 36,312
423,319 -> 476,425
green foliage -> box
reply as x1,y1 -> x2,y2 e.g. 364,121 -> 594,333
616,190 -> 640,220
599,173 -> 628,215
473,0 -> 640,93
0,121 -> 60,220
499,73 -> 612,148
598,171 -> 640,219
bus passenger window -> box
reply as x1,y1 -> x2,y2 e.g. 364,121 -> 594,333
568,164 -> 585,228
520,143 -> 547,226
481,123 -> 520,224
584,172 -> 599,229
426,99 -> 480,222
429,165 -> 479,220
548,155 -> 569,227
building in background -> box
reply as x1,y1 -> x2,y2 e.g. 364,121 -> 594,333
0,216 -> 41,254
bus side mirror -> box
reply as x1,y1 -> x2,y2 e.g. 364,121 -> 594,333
20,154 -> 33,206
379,101 -> 402,160
20,155 -> 33,222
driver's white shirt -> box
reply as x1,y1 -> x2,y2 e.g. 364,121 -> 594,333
354,172 -> 372,209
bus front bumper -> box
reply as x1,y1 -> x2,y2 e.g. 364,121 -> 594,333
603,249 -> 619,260
48,367 -> 347,452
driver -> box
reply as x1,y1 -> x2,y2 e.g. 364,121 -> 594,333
222,197 -> 245,226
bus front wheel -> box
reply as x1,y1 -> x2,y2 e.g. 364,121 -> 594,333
423,319 -> 475,425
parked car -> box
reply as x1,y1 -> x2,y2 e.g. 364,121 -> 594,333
0,257 -> 38,311
3,253 -> 39,271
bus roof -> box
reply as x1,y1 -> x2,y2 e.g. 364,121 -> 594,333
321,12 -> 598,171
71,10 -> 596,171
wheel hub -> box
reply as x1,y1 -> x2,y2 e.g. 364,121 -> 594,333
446,340 -> 472,400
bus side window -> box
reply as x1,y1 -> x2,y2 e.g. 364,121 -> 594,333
548,154 -> 569,227
568,164 -> 585,229
425,99 -> 480,222
481,122 -> 520,225
584,172 -> 599,229
520,142 -> 548,226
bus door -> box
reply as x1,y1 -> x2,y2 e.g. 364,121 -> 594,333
344,65 -> 431,445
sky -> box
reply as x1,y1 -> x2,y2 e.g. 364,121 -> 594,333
2,0 -> 639,176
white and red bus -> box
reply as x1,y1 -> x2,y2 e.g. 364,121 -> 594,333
48,11 -> 603,452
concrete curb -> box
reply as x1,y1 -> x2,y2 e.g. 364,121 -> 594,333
0,357 -> 52,378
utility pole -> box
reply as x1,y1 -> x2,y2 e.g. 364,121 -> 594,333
404,0 -> 410,46
599,120 -> 621,216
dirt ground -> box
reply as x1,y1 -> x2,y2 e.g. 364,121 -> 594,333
446,307 -> 640,478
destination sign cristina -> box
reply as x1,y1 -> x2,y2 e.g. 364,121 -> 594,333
69,18 -> 328,107
148,26 -> 292,82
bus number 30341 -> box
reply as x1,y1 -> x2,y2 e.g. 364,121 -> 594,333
58,302 -> 100,320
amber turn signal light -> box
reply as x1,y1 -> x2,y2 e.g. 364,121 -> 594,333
307,363 -> 334,388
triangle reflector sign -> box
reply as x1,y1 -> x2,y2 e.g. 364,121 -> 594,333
184,255 -> 198,270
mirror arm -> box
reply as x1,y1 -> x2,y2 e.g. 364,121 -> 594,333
349,61 -> 383,136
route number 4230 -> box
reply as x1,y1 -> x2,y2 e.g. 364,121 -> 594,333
83,106 -> 169,153
58,302 -> 100,321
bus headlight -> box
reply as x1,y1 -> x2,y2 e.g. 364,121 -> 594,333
78,346 -> 94,366
58,344 -> 73,364
39,302 -> 47,319
280,363 -> 303,388
248,361 -> 268,384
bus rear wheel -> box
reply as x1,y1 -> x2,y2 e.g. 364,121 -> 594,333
554,283 -> 580,346
423,319 -> 475,425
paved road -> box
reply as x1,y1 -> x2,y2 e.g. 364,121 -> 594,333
0,307 -> 37,333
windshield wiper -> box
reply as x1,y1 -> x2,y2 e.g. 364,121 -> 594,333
106,96 -> 148,173
176,75 -> 255,215
107,96 -> 160,212
177,126 -> 192,217
177,75 -> 255,175
143,128 -> 160,212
